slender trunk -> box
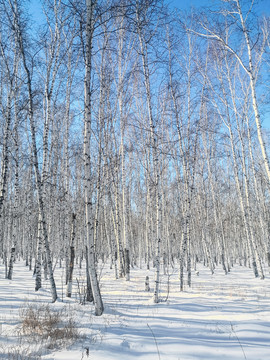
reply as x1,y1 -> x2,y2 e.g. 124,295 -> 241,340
35,216 -> 42,291
13,0 -> 57,301
66,213 -> 76,297
85,246 -> 94,302
7,96 -> 19,280
223,54 -> 264,279
84,0 -> 103,316
0,93 -> 12,218
236,0 -> 270,183
136,6 -> 161,303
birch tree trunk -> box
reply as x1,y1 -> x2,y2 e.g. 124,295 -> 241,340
234,0 -> 270,184
12,0 -> 57,302
136,2 -> 161,303
213,65 -> 261,278
167,29 -> 199,291
192,0 -> 270,183
0,27 -> 16,223
83,0 -> 103,316
7,99 -> 19,280
66,213 -> 76,297
1,28 -> 20,279
246,121 -> 269,266
223,51 -> 264,279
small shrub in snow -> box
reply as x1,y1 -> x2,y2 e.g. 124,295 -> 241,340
0,344 -> 41,359
18,303 -> 79,349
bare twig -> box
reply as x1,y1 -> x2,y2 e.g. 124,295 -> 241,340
147,323 -> 161,360
230,322 -> 247,360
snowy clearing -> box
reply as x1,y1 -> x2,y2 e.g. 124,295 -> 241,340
0,262 -> 270,360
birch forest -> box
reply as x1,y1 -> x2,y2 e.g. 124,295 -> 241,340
0,0 -> 270,316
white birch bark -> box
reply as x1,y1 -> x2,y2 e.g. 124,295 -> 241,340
234,0 -> 270,184
7,96 -> 19,280
167,30 -> 199,291
11,0 -> 57,302
215,91 -> 260,278
0,104 -> 11,218
202,132 -> 228,274
84,0 -> 103,316
190,0 -> 270,183
136,3 -> 161,303
236,115 -> 264,279
223,51 -> 264,279
116,13 -> 135,281
0,29 -> 20,279
66,213 -> 76,297
246,122 -> 269,265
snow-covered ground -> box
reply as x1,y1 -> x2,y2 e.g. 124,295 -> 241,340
0,260 -> 270,359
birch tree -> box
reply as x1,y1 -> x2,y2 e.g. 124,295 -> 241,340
10,0 -> 58,301
189,0 -> 270,184
83,0 -> 103,316
134,0 -> 163,302
167,19 -> 201,290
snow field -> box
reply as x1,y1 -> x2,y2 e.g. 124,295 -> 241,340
0,261 -> 270,359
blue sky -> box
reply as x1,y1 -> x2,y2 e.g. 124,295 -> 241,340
28,0 -> 269,130
169,0 -> 270,16
169,0 -> 270,130
28,0 -> 270,24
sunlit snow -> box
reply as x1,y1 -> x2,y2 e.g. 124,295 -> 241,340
0,261 -> 270,359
